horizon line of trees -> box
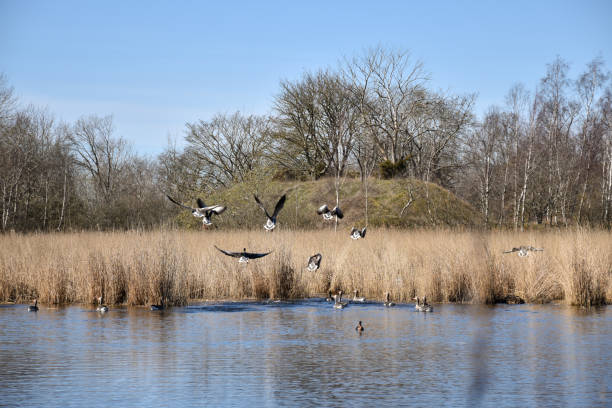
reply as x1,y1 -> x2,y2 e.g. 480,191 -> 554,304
1,47 -> 611,232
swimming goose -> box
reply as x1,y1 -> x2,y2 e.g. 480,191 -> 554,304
503,245 -> 544,257
307,253 -> 322,271
333,290 -> 348,309
166,195 -> 226,227
96,297 -> 109,313
352,290 -> 366,302
215,246 -> 272,263
254,194 -> 286,231
317,204 -> 344,220
384,292 -> 395,307
355,321 -> 365,333
413,296 -> 433,312
325,290 -> 334,302
28,299 -> 39,312
350,227 -> 367,240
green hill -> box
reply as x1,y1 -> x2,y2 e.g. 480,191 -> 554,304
173,177 -> 480,229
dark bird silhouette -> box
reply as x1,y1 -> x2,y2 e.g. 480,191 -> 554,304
355,321 -> 365,333
28,299 -> 38,312
254,194 -> 286,231
215,246 -> 272,263
307,253 -> 322,271
350,227 -> 367,240
317,204 -> 344,220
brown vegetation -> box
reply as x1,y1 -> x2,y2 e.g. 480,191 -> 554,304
0,229 -> 610,307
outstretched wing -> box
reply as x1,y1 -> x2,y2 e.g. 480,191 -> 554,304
214,245 -> 242,258
254,195 -> 271,218
272,194 -> 286,218
202,205 -> 226,214
350,227 -> 357,236
317,204 -> 329,215
503,247 -> 519,253
333,206 -> 344,219
196,198 -> 207,209
245,250 -> 272,259
166,195 -> 195,211
361,227 -> 367,238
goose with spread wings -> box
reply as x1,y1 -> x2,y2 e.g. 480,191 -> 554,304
317,204 -> 344,221
350,227 -> 367,240
307,253 -> 322,271
215,246 -> 272,264
503,245 -> 543,257
254,194 -> 286,231
166,195 -> 226,227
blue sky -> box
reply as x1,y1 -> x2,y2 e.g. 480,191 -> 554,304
1,0 -> 611,154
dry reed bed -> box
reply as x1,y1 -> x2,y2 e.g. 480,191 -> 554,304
0,229 -> 610,307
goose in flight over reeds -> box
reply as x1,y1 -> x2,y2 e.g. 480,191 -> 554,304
317,204 -> 344,221
503,246 -> 543,257
28,299 -> 38,312
254,194 -> 286,231
414,296 -> 433,312
355,321 -> 364,333
166,195 -> 226,227
352,290 -> 366,303
215,246 -> 272,264
307,253 -> 322,271
384,292 -> 395,307
96,297 -> 109,313
333,290 -> 348,309
350,227 -> 367,240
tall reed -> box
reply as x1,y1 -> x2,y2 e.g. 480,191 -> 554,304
0,229 -> 610,306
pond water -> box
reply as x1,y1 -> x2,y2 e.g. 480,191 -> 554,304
0,300 -> 610,407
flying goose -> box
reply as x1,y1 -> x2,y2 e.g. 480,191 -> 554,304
350,227 -> 367,240
355,321 -> 364,333
28,299 -> 38,312
383,292 -> 395,307
166,195 -> 226,227
317,204 -> 344,220
215,246 -> 272,263
413,296 -> 433,312
96,297 -> 109,313
333,290 -> 348,309
254,194 -> 286,231
503,245 -> 544,257
307,253 -> 322,271
352,290 -> 366,303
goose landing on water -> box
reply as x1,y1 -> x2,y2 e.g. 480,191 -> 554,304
384,292 -> 395,307
317,205 -> 344,221
254,194 -> 286,231
28,299 -> 38,312
215,246 -> 272,264
350,227 -> 367,240
307,253 -> 322,271
503,246 -> 544,257
414,296 -> 433,312
166,195 -> 226,227
96,297 -> 109,313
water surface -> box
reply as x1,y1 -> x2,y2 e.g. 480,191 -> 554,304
1,301 -> 610,407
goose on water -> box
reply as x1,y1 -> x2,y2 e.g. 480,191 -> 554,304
333,290 -> 348,309
352,290 -> 366,303
215,246 -> 272,263
503,245 -> 544,257
254,194 -> 286,231
28,299 -> 38,312
355,321 -> 365,333
413,296 -> 433,312
317,204 -> 344,221
307,253 -> 322,271
96,297 -> 109,313
384,292 -> 395,307
166,195 -> 226,227
150,300 -> 164,311
350,227 -> 367,240
325,290 -> 334,302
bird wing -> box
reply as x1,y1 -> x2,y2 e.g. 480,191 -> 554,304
350,227 -> 357,235
309,253 -> 322,265
333,206 -> 344,219
254,195 -> 271,218
245,250 -> 273,259
503,248 -> 519,253
196,198 -> 207,209
317,204 -> 329,215
214,245 -> 242,258
272,194 -> 286,218
166,195 -> 195,211
361,227 -> 367,238
202,205 -> 226,214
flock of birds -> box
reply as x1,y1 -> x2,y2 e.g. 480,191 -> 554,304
25,193 -> 542,316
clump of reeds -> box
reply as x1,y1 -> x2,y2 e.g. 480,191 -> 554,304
0,229 -> 610,306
